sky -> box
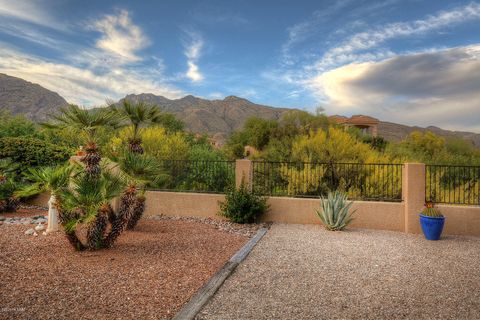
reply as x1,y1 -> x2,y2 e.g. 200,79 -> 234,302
0,0 -> 479,132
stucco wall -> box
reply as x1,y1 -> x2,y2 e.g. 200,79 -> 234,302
144,191 -> 405,232
265,197 -> 405,232
437,204 -> 480,237
24,190 -> 480,237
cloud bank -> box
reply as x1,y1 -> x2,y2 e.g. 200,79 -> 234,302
310,45 -> 480,131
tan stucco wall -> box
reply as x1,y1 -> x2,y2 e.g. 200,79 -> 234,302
143,191 -> 405,232
24,189 -> 480,237
264,197 -> 405,232
437,204 -> 480,237
403,163 -> 424,234
144,191 -> 225,219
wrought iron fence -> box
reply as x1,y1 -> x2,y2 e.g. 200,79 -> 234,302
426,165 -> 480,205
151,160 -> 235,193
252,161 -> 403,202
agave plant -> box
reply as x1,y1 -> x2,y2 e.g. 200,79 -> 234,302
112,100 -> 163,154
16,165 -> 73,232
317,191 -> 355,231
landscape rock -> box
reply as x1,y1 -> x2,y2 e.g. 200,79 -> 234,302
35,225 -> 45,232
25,228 -> 35,235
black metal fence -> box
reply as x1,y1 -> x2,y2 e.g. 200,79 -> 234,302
252,161 -> 403,202
426,165 -> 480,205
152,160 -> 235,193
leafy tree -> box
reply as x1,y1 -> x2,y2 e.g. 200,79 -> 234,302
0,136 -> 71,169
0,111 -> 37,138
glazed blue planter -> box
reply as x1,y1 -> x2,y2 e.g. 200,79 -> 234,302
419,214 -> 445,240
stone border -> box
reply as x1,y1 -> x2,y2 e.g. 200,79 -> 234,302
173,227 -> 268,320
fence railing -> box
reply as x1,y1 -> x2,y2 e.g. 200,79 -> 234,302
252,161 -> 403,202
150,160 -> 235,194
426,165 -> 480,205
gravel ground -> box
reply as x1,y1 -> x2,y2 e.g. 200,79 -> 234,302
147,214 -> 269,238
0,218 -> 248,320
198,223 -> 480,320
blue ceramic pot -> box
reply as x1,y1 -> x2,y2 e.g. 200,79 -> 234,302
419,214 -> 445,240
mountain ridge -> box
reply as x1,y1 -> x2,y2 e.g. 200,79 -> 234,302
0,73 -> 479,147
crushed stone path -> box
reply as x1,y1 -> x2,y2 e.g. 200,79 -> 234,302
197,223 -> 480,320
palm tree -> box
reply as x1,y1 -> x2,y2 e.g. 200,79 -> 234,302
43,104 -> 121,176
16,165 -> 72,233
113,152 -> 167,229
113,100 -> 163,154
57,164 -> 126,250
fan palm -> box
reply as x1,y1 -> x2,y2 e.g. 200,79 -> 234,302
57,164 -> 126,250
16,165 -> 73,232
112,152 -> 167,229
43,104 -> 121,177
113,100 -> 163,154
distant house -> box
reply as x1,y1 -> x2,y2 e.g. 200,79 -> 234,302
329,115 -> 379,137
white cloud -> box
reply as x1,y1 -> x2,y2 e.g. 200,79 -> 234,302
314,2 -> 480,71
0,8 -> 184,106
309,45 -> 480,131
0,0 -> 65,30
0,44 -> 184,106
88,9 -> 150,64
183,32 -> 204,82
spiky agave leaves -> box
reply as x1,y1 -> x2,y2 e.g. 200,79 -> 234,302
316,191 -> 356,231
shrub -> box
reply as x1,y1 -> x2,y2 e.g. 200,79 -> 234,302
316,191 -> 355,231
0,136 -> 71,168
218,181 -> 268,223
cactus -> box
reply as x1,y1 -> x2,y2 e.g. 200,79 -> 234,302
421,202 -> 443,217
317,191 -> 356,231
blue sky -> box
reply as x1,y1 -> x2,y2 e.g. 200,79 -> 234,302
0,0 -> 479,131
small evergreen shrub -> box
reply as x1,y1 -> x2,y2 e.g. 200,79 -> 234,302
0,136 -> 71,168
218,181 -> 268,223
317,191 -> 355,231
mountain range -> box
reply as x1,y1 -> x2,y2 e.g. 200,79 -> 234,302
1,73 -> 479,147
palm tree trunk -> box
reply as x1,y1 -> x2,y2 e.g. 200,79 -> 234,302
126,195 -> 146,230
81,142 -> 101,177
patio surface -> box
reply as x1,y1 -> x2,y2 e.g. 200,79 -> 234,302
197,223 -> 480,319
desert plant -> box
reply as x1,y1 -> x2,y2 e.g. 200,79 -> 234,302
218,181 -> 268,223
43,104 -> 120,177
0,158 -> 20,212
112,100 -> 163,154
112,152 -> 167,229
16,165 -> 73,232
316,191 -> 355,231
57,164 -> 126,250
421,201 -> 443,217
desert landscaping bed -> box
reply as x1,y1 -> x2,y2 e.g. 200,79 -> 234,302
0,210 -> 250,320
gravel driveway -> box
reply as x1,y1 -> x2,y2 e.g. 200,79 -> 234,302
197,223 -> 480,320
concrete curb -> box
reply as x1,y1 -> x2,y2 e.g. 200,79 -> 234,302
173,227 -> 268,320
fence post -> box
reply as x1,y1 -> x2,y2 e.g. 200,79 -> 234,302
235,159 -> 253,190
402,163 -> 425,234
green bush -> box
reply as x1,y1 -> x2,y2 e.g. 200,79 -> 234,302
218,181 -> 268,223
316,191 -> 355,231
0,136 -> 72,168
